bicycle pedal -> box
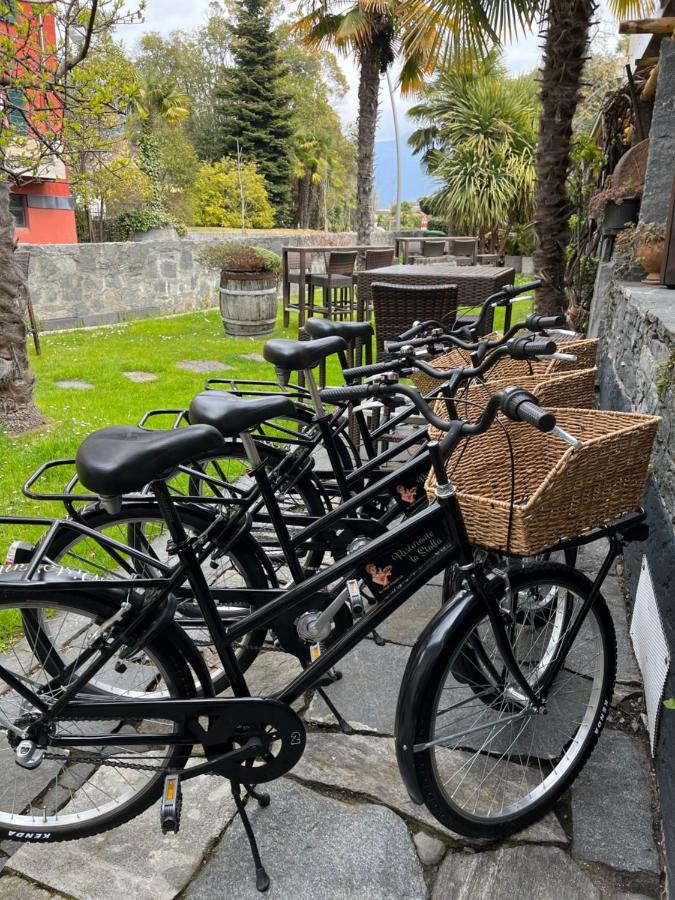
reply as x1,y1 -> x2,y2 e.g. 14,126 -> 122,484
160,774 -> 182,835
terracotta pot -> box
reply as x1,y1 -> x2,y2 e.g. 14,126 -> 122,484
636,240 -> 664,285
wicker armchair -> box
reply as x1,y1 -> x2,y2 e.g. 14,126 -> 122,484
307,250 -> 358,320
372,281 -> 458,360
449,238 -> 478,264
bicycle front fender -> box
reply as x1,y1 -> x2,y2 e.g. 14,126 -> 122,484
395,586 -> 482,805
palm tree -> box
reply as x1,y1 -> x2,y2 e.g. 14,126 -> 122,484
294,0 -> 537,244
400,0 -> 647,314
409,56 -> 537,250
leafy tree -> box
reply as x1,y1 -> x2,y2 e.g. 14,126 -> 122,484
281,38 -> 356,229
409,57 -> 538,250
402,0 -> 646,313
215,0 -> 293,223
191,158 -> 275,228
0,0 -> 141,432
295,0 -> 537,245
134,4 -> 234,157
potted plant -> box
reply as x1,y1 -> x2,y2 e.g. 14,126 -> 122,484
589,177 -> 642,234
198,242 -> 282,337
615,222 -> 667,285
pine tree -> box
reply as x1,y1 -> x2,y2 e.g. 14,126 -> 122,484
215,0 -> 293,224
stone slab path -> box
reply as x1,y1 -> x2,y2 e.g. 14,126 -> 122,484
1,548 -> 664,899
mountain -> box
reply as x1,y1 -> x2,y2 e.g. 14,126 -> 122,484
374,138 -> 438,208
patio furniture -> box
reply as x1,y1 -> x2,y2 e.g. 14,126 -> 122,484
13,249 -> 40,355
448,237 -> 478,264
307,250 -> 358,320
395,237 -> 424,264
356,264 -> 516,336
422,239 -> 447,258
410,255 -> 457,266
282,245 -> 384,327
477,253 -> 500,266
371,281 -> 458,360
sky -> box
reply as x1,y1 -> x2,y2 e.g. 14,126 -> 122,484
117,1 -> 552,142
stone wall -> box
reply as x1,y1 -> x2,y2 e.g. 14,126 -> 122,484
640,40 -> 675,224
23,231 -> 394,331
589,268 -> 675,886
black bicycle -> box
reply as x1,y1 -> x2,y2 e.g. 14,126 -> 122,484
0,384 -> 645,892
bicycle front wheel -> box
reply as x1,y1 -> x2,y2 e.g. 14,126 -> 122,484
0,592 -> 194,842
412,563 -> 615,838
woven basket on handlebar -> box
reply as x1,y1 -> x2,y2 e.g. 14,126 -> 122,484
426,368 -> 598,440
411,337 -> 598,398
425,408 -> 659,556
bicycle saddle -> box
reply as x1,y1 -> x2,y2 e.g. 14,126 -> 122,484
263,336 -> 347,371
304,318 -> 374,342
189,392 -> 295,437
75,425 -> 223,497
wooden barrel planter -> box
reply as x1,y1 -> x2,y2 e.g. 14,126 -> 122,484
219,271 -> 279,337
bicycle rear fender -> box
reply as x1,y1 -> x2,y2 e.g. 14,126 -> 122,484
395,585 -> 482,805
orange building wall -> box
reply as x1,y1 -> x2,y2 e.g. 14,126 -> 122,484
12,181 -> 78,245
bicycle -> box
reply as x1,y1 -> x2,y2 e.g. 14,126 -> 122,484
0,384 -> 650,892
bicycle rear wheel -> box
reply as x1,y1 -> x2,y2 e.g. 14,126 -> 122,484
412,563 -> 615,838
0,593 -> 194,842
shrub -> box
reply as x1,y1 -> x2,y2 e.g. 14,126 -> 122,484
191,158 -> 275,229
198,242 -> 282,276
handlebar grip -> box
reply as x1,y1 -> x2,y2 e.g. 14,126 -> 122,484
508,336 -> 557,359
343,359 -> 408,381
501,387 -> 556,432
320,385 -> 376,404
526,313 -> 566,331
503,279 -> 542,298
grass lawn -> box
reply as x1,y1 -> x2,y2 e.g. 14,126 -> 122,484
0,295 -> 533,555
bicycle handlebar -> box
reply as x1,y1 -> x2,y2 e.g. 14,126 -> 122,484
320,382 -> 557,438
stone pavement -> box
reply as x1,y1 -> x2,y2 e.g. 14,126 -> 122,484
0,545 -> 664,899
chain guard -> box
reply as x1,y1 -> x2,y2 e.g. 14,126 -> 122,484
201,698 -> 306,784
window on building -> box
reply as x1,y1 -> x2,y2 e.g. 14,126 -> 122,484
9,193 -> 27,229
6,88 -> 28,136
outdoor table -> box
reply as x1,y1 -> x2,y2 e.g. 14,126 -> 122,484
282,245 -> 384,327
395,236 -> 479,264
356,264 -> 516,335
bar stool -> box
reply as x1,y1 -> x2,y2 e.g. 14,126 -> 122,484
353,247 -> 397,315
307,250 -> 358,320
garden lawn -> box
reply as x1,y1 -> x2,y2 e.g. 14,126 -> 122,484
0,296 -> 533,555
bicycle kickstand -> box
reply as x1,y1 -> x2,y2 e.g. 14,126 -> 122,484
231,782 -> 270,893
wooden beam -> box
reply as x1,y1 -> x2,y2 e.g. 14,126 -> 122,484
619,16 -> 675,35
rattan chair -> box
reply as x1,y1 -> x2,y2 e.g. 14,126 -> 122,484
422,239 -> 448,258
449,238 -> 478,264
307,250 -> 358,320
477,253 -> 500,266
353,247 -> 397,315
372,281 -> 458,361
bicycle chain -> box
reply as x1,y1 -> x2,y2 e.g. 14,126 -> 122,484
42,750 -> 169,773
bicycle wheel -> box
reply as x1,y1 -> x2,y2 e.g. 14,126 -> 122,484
37,503 -> 270,695
412,563 -> 615,838
0,593 -> 194,842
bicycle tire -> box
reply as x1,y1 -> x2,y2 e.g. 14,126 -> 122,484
0,592 -> 195,842
411,562 -> 615,838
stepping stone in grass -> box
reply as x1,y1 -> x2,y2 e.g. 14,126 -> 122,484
176,360 -> 233,374
241,353 -> 265,363
123,371 -> 158,383
55,380 -> 93,390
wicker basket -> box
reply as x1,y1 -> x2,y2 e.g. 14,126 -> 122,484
411,337 -> 598,397
426,368 -> 598,440
425,408 -> 660,556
